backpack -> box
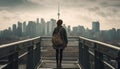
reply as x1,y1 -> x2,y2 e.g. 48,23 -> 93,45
52,27 -> 64,46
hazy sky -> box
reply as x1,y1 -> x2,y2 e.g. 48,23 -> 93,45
0,0 -> 120,30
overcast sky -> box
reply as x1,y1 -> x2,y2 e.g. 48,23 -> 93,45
0,0 -> 120,30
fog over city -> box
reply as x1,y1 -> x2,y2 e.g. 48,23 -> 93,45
0,0 -> 120,30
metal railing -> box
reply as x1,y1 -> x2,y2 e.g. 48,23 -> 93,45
79,36 -> 120,69
0,37 -> 41,69
0,36 -> 120,69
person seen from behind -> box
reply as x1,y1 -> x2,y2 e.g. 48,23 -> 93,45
52,19 -> 68,68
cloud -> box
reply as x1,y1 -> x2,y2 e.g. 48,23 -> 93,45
100,0 -> 120,8
0,0 -> 25,6
84,0 -> 120,19
0,0 -> 120,18
0,0 -> 120,30
0,10 -> 21,30
0,0 -> 40,11
0,10 -> 21,21
88,7 -> 100,11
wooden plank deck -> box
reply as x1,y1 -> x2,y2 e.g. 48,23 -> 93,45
38,60 -> 80,69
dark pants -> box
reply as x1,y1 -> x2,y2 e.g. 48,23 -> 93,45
56,49 -> 63,66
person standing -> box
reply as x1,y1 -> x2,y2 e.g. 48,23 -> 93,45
52,19 -> 68,68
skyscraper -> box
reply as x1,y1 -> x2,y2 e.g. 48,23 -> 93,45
72,27 -> 78,35
117,29 -> 120,40
37,18 -> 39,23
8,27 -> 12,31
23,21 -> 26,33
51,19 -> 56,31
41,18 -> 46,35
26,21 -> 36,37
67,25 -> 71,36
47,21 -> 51,35
17,21 -> 22,36
12,24 -> 17,33
36,18 -> 41,36
49,19 -> 56,35
63,24 -> 66,30
92,21 -> 100,32
45,22 -> 48,35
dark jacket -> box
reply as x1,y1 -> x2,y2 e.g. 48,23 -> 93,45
52,26 -> 68,49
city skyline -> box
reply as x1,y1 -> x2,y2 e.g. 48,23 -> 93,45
0,0 -> 120,30
0,17 -> 120,31
0,18 -> 120,46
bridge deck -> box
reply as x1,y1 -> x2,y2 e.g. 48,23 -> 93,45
0,36 -> 119,69
38,60 -> 80,69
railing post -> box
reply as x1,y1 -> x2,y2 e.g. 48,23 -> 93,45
33,44 -> 36,68
79,39 -> 84,68
27,45 -> 34,69
94,45 -> 104,69
7,52 -> 18,69
118,61 -> 120,69
38,42 -> 41,62
39,37 -> 41,61
34,41 -> 41,68
118,52 -> 120,69
79,38 -> 81,64
84,45 -> 90,69
118,60 -> 120,69
34,44 -> 37,67
79,39 -> 90,69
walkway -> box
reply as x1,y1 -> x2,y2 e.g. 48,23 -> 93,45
38,60 -> 80,69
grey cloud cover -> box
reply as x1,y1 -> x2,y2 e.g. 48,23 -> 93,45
0,0 -> 26,6
0,0 -> 120,10
0,0 -> 120,17
0,0 -> 40,11
0,0 -> 120,30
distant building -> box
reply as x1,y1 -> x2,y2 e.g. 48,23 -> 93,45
36,18 -> 41,36
72,27 -> 78,36
100,30 -> 109,41
45,19 -> 56,36
63,24 -> 66,30
12,24 -> 17,33
84,28 -> 93,39
47,21 -> 51,35
117,29 -> 120,40
48,21 -> 52,35
49,19 -> 56,35
17,21 -> 22,36
77,25 -> 85,36
41,18 -> 46,35
51,19 -> 56,31
26,21 -> 36,37
67,25 -> 71,36
23,21 -> 26,33
37,18 -> 39,23
107,28 -> 117,41
45,22 -> 48,35
8,27 -> 11,31
18,22 -> 22,30
0,31 -> 1,36
92,21 -> 100,32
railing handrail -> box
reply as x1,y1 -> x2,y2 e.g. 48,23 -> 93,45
0,36 -> 119,50
79,36 -> 120,51
0,36 -> 40,49
0,36 -> 41,69
0,36 -> 119,57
